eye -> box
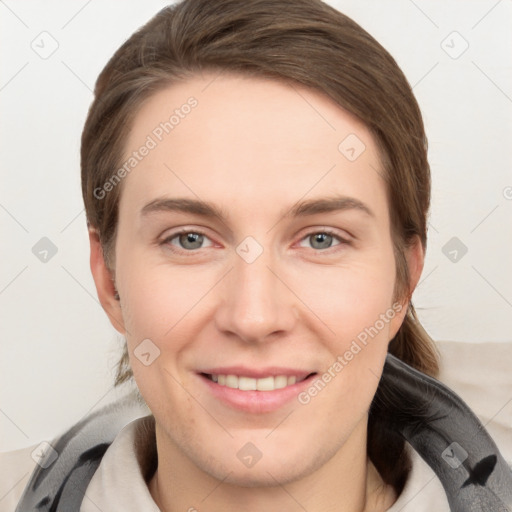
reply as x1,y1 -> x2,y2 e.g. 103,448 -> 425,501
162,229 -> 214,251
298,230 -> 349,251
160,228 -> 350,255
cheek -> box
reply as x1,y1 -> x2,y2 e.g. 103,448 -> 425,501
117,263 -> 206,413
115,259 -> 222,396
297,247 -> 398,398
301,251 -> 397,339
117,254 -> 210,336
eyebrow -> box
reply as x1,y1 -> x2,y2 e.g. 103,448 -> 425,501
140,195 -> 374,223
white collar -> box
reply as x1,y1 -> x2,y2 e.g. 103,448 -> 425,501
81,415 -> 159,512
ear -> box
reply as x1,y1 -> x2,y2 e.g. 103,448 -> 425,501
88,228 -> 126,334
405,235 -> 425,295
388,236 -> 425,339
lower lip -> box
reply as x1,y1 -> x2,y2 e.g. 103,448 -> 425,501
197,373 -> 317,413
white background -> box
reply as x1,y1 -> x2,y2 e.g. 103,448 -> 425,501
1,0 -> 511,452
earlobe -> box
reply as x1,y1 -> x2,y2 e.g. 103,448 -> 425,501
88,229 -> 126,334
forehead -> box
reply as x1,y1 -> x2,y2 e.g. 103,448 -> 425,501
119,72 -> 387,222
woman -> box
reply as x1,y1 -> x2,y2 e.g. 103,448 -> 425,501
6,0 -> 512,510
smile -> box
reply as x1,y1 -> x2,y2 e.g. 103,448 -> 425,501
202,373 -> 313,391
198,369 -> 318,413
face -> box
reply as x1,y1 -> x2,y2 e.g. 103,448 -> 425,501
92,73 -> 420,486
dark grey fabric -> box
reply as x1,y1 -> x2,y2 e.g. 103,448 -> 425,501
374,354 -> 512,511
15,356 -> 512,511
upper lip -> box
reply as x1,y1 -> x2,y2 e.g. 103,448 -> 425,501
197,366 -> 316,380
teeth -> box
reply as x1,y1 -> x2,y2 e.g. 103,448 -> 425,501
239,376 -> 256,390
257,376 -> 274,391
209,373 -> 302,391
274,376 -> 287,389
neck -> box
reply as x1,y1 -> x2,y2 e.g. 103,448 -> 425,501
148,418 -> 397,512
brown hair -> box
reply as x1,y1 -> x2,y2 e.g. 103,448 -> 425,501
81,0 -> 439,493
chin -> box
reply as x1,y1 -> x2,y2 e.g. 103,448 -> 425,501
195,445 -> 327,489
212,464 -> 305,488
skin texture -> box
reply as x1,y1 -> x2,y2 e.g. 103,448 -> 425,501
89,73 -> 424,512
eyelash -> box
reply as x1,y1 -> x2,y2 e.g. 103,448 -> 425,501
160,227 -> 351,255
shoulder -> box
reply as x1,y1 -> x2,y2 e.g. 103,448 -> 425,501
3,390 -> 151,512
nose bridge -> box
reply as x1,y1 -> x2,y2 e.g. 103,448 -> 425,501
215,236 -> 295,343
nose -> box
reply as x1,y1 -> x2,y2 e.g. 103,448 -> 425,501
214,242 -> 298,344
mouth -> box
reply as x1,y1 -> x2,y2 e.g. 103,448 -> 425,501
200,372 -> 316,391
197,369 -> 318,413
